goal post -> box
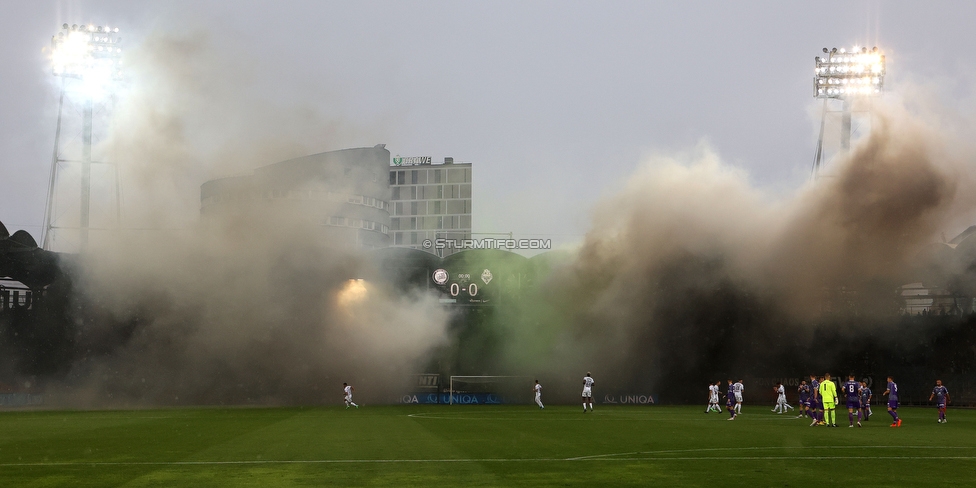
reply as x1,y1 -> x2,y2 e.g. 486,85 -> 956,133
448,376 -> 532,405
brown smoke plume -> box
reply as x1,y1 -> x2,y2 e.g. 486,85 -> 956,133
490,96 -> 976,400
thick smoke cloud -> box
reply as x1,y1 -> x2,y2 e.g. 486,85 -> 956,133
14,28 -> 976,406
483,97 -> 976,402
38,31 -> 449,406
62,209 -> 450,406
100,30 -> 382,226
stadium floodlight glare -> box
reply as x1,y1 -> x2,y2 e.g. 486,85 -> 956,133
51,23 -> 123,100
44,22 -> 125,250
813,46 -> 884,99
810,44 -> 886,177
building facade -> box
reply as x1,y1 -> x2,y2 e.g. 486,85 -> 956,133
389,158 -> 471,256
201,145 -> 392,249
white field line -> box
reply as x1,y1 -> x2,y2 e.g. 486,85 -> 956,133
405,413 -> 734,421
3,446 -> 976,468
566,445 -> 976,460
405,412 -> 815,421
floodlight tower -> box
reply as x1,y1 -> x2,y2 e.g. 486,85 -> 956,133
812,46 -> 886,177
43,23 -> 123,250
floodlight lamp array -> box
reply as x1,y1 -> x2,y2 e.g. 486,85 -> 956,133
51,23 -> 123,81
813,46 -> 884,99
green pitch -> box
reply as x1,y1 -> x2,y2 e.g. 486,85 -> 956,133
1,405 -> 974,486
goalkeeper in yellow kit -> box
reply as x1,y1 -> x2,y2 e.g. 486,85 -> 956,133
819,373 -> 839,427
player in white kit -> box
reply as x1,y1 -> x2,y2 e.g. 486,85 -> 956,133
771,382 -> 794,413
582,372 -> 594,412
534,380 -> 544,409
343,382 -> 358,409
706,381 -> 721,413
733,379 -> 744,414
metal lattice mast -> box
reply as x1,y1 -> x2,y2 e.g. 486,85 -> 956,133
812,46 -> 885,178
46,23 -> 124,251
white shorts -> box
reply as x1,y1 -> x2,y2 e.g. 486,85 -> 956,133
582,387 -> 592,398
709,395 -> 718,403
344,394 -> 352,402
734,393 -> 743,402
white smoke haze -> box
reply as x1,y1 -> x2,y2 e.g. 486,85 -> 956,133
57,187 -> 451,407
39,31 -> 449,407
99,29 -> 382,227
31,26 -> 976,405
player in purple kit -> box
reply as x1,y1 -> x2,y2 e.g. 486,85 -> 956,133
843,374 -> 862,427
859,380 -> 872,422
796,380 -> 811,419
929,380 -> 950,423
725,379 -> 737,420
809,374 -> 823,426
883,376 -> 901,427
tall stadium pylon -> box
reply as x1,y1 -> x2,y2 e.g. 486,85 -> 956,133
811,46 -> 885,178
42,23 -> 124,251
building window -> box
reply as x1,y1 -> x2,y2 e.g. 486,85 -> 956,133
397,171 -> 405,185
431,169 -> 442,183
409,217 -> 417,230
448,168 -> 464,183
410,232 -> 419,245
394,232 -> 403,245
395,202 -> 403,216
392,187 -> 400,200
390,218 -> 400,231
460,215 -> 471,229
446,200 -> 464,215
460,184 -> 471,199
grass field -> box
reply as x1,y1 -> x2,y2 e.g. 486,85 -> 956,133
1,404 -> 974,486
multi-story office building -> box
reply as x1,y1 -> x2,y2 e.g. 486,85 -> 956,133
201,145 -> 392,249
389,157 -> 471,256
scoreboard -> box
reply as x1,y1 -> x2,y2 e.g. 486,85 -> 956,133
431,267 -> 499,305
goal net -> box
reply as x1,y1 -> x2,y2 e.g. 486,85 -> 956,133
448,376 -> 531,405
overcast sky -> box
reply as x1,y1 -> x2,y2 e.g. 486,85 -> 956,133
2,1 -> 975,250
